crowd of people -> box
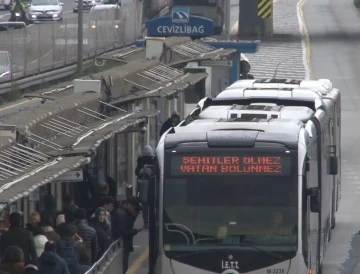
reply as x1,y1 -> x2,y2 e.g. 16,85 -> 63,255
0,191 -> 143,274
0,143 -> 159,274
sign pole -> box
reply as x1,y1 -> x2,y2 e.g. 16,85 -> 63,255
77,0 -> 84,74
224,0 -> 231,40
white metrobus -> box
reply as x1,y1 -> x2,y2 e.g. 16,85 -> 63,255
188,78 -> 341,231
214,78 -> 341,229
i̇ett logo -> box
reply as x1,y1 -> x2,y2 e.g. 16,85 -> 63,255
171,6 -> 190,23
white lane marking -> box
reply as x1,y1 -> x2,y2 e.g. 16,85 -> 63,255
297,0 -> 311,80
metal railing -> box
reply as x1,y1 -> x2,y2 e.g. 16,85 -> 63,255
85,238 -> 124,274
0,1 -> 142,84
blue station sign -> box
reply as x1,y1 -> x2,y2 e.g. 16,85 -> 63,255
146,6 -> 214,37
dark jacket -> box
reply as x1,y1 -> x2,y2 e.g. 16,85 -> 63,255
111,207 -> 137,253
56,221 -> 76,239
89,219 -> 112,260
159,118 -> 176,136
38,251 -> 69,274
60,238 -> 89,266
0,226 -> 38,266
135,156 -> 156,177
74,220 -> 97,265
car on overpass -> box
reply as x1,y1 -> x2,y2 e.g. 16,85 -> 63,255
27,0 -> 64,23
0,0 -> 11,10
73,0 -> 104,13
89,4 -> 121,28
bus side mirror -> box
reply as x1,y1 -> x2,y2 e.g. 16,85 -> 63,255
329,155 -> 338,175
137,179 -> 149,203
309,187 -> 320,213
137,164 -> 157,204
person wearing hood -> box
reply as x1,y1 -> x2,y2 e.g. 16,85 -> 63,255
90,207 -> 112,260
135,145 -> 157,229
0,213 -> 38,266
32,226 -> 48,257
159,110 -> 180,136
0,246 -> 25,274
56,214 -> 65,228
38,241 -> 69,274
40,194 -> 59,224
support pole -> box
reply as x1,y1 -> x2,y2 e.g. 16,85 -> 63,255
77,0 -> 84,73
224,0 -> 231,39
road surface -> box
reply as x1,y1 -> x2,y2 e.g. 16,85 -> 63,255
303,0 -> 360,273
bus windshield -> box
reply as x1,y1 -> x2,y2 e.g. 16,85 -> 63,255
162,149 -> 298,271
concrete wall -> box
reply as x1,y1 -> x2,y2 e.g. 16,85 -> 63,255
238,0 -> 273,37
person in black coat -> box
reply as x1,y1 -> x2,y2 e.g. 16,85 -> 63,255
159,110 -> 180,136
90,207 -> 112,260
111,197 -> 142,274
135,145 -> 157,229
0,213 -> 38,266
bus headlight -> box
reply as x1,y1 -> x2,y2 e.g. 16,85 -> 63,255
91,25 -> 96,29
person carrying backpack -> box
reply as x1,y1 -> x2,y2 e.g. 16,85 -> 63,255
58,225 -> 89,274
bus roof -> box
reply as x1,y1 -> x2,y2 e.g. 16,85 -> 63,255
165,118 -> 305,149
226,78 -> 335,95
216,87 -> 323,100
198,104 -> 315,123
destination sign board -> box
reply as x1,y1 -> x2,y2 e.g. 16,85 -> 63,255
146,6 -> 214,37
171,155 -> 291,176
